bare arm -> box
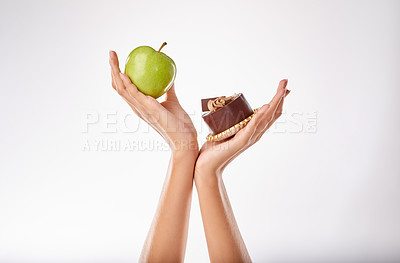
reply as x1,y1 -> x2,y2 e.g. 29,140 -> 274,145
109,51 -> 198,262
194,80 -> 290,262
195,169 -> 251,262
140,150 -> 196,262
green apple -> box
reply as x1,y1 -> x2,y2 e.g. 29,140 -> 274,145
124,42 -> 176,98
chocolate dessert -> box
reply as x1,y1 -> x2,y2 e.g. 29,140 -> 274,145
201,93 -> 256,141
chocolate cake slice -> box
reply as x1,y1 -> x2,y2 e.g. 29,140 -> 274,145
201,93 -> 256,141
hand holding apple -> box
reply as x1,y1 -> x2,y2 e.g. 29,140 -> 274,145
109,50 -> 197,153
124,42 -> 176,99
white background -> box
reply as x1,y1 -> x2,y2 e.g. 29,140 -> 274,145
1,0 -> 399,262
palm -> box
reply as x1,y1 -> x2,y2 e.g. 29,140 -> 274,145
160,100 -> 197,136
197,123 -> 252,168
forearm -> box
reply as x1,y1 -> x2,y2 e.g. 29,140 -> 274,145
140,150 -> 197,263
194,168 -> 251,263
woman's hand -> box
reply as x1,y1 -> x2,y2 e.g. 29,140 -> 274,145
193,80 -> 289,262
109,50 -> 198,154
109,50 -> 198,262
196,79 -> 290,175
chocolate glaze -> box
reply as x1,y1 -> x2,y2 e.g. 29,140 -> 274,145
202,93 -> 253,135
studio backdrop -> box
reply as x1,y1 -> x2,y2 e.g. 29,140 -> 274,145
0,0 -> 399,262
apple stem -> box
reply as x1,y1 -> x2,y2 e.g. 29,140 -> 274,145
158,42 -> 167,52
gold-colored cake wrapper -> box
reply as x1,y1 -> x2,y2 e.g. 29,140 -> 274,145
206,108 -> 258,142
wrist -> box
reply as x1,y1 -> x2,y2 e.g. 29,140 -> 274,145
171,148 -> 198,161
194,170 -> 223,190
170,138 -> 199,153
195,156 -> 227,177
194,164 -> 223,185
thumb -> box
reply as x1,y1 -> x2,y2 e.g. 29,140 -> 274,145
165,84 -> 179,102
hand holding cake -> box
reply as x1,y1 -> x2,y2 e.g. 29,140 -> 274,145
196,79 -> 290,173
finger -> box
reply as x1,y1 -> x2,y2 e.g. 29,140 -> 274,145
255,80 -> 288,128
119,92 -> 166,138
254,89 -> 290,143
263,89 -> 290,130
110,71 -> 147,120
207,130 -> 255,171
248,80 -> 288,142
119,73 -> 148,104
118,83 -> 150,122
203,105 -> 271,168
166,84 -> 179,102
108,51 -> 147,120
257,93 -> 284,132
214,104 -> 269,158
270,89 -> 289,122
111,71 -> 116,90
237,79 -> 288,142
109,51 -> 126,95
109,51 -> 117,91
119,74 -> 175,134
123,97 -> 144,119
113,78 -> 148,124
264,86 -> 290,129
269,79 -> 288,109
120,73 -> 166,118
108,52 -> 147,119
165,84 -> 192,126
237,104 -> 270,140
109,50 -> 120,68
275,89 -> 290,118
261,79 -> 288,122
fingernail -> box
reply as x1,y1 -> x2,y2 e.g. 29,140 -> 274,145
279,79 -> 288,91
